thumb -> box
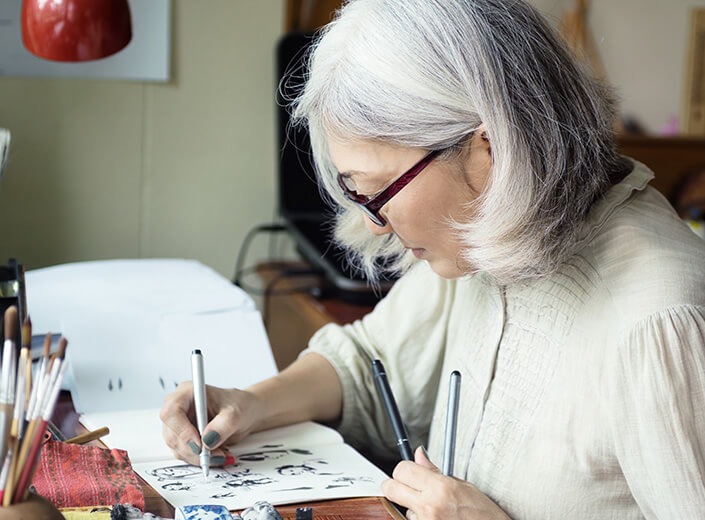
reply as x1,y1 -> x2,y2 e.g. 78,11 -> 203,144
201,411 -> 237,450
414,446 -> 439,471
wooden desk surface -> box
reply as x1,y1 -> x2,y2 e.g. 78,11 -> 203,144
52,393 -> 402,520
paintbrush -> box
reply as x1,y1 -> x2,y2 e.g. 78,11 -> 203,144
15,336 -> 67,482
25,333 -> 51,424
3,319 -> 31,505
15,338 -> 68,503
0,307 -> 18,466
66,426 -> 110,445
16,317 -> 31,441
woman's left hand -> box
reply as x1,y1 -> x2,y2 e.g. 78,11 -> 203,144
381,447 -> 512,520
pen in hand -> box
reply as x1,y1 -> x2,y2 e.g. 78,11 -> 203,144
191,349 -> 210,479
442,370 -> 461,476
371,359 -> 414,461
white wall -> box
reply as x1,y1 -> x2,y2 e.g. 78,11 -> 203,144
531,0 -> 705,133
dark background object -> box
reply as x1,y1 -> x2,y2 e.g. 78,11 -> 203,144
0,259 -> 26,345
276,32 -> 395,304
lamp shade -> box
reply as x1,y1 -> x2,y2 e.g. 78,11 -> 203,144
21,0 -> 132,62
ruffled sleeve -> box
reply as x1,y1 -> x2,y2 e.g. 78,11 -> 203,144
611,305 -> 705,518
305,262 -> 456,463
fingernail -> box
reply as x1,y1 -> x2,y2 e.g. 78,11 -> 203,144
203,431 -> 220,448
421,445 -> 430,459
188,440 -> 201,455
210,455 -> 226,466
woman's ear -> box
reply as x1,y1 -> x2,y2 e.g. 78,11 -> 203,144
462,124 -> 493,195
476,124 -> 491,159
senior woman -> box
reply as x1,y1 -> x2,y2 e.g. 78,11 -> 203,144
161,0 -> 705,518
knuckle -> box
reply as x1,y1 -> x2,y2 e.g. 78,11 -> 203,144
178,428 -> 194,442
159,405 -> 172,423
392,461 -> 412,481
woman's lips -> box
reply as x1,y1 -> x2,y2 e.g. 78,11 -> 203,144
411,248 -> 425,259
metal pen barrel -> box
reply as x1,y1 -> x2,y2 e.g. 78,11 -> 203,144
442,370 -> 461,476
191,349 -> 210,477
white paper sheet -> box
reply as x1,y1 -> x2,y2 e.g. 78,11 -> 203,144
26,259 -> 254,334
25,259 -> 276,414
64,308 -> 276,414
132,424 -> 387,510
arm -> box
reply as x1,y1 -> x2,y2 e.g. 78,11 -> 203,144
247,351 -> 343,429
160,352 -> 342,465
611,305 -> 705,517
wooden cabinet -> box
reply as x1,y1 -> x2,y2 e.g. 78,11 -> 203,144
257,262 -> 374,371
617,136 -> 705,200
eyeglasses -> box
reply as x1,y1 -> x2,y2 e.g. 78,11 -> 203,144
336,149 -> 443,227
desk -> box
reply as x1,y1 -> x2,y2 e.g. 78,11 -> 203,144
52,394 -> 402,520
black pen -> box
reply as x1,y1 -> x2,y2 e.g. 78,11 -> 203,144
371,359 -> 414,461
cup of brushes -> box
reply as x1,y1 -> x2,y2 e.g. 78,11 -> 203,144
0,306 -> 68,518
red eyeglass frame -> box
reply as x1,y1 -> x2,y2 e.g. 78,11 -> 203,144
337,149 -> 443,226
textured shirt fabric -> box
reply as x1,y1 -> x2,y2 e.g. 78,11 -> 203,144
306,160 -> 705,519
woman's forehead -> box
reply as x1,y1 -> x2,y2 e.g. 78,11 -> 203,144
327,136 -> 425,177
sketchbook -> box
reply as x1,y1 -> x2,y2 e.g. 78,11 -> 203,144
80,412 -> 388,511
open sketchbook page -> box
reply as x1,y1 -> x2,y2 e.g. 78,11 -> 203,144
133,441 -> 388,510
79,412 -> 343,465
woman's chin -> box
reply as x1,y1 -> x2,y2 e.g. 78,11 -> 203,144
426,257 -> 467,279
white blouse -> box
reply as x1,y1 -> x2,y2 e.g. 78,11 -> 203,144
307,160 -> 705,519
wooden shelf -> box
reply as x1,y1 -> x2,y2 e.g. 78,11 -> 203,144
617,135 -> 705,199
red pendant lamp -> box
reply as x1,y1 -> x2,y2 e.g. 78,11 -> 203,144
21,0 -> 132,62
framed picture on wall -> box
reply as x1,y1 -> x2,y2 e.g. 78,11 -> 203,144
0,0 -> 170,82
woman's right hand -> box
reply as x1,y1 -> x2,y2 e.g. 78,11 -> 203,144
159,381 -> 264,466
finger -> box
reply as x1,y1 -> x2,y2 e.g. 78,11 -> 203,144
414,446 -> 438,471
208,448 -> 236,467
160,382 -> 202,456
381,477 -> 422,511
163,427 -> 199,466
392,460 -> 440,492
202,406 -> 240,450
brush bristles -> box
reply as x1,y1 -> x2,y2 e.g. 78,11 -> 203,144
21,317 -> 31,348
56,338 -> 68,360
3,307 -> 17,342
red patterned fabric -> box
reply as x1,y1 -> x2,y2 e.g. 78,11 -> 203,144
31,440 -> 144,509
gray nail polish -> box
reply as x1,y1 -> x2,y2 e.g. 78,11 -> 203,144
203,430 -> 221,448
188,440 -> 201,455
210,455 -> 226,466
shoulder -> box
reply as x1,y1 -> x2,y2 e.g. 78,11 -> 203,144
578,171 -> 705,317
